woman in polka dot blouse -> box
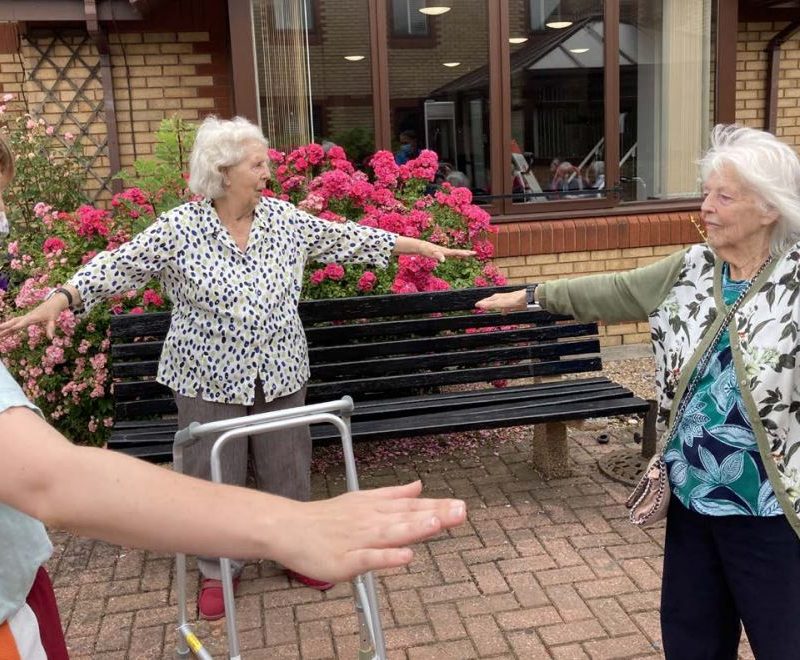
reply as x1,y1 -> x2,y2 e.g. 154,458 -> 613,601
0,115 -> 473,619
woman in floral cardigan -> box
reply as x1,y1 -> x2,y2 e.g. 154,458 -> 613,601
478,125 -> 800,659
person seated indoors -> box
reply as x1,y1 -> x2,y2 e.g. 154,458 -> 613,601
394,129 -> 419,165
550,161 -> 584,198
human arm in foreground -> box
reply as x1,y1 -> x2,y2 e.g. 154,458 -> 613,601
0,406 -> 466,583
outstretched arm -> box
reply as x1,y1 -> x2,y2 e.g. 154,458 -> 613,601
0,406 -> 466,582
393,236 -> 474,262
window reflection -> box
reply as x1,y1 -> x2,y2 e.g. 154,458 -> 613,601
621,1 -> 713,201
510,0 -> 605,205
388,2 -> 491,201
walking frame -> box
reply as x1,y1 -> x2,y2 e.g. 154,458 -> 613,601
171,396 -> 387,660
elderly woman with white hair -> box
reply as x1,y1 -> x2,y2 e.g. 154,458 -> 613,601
477,125 -> 800,659
0,115 -> 473,620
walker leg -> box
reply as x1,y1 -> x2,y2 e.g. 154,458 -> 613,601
176,552 -> 190,656
177,623 -> 214,660
220,557 -> 241,660
362,571 -> 387,659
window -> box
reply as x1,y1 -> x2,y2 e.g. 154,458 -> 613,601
620,0 -> 714,201
388,1 -> 491,198
273,0 -> 315,32
252,0 -> 374,153
245,0 -> 721,213
508,1 -> 606,210
391,0 -> 430,37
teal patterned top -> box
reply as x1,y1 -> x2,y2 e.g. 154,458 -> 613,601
664,264 -> 781,517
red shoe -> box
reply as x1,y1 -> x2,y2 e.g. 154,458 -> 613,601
197,577 -> 240,621
285,569 -> 334,591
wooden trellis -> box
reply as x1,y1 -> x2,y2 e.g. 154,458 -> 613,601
24,30 -> 113,200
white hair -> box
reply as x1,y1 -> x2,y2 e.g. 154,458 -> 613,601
188,116 -> 269,199
699,124 -> 800,256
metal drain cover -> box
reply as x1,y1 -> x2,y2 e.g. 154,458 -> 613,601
597,449 -> 650,486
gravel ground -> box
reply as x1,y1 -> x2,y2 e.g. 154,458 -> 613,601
311,347 -> 657,474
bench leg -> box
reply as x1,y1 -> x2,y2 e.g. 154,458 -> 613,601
531,422 -> 570,479
641,399 -> 658,459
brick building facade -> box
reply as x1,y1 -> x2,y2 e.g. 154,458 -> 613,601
0,3 -> 797,347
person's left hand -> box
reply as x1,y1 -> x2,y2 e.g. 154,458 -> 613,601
426,244 -> 476,263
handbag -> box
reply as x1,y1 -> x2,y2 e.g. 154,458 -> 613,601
625,257 -> 772,527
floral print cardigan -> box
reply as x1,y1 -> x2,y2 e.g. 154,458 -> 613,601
538,244 -> 800,538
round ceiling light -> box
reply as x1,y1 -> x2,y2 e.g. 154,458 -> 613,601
545,20 -> 573,29
509,37 -> 529,44
344,55 -> 365,61
442,61 -> 461,67
569,48 -> 589,54
419,6 -> 451,16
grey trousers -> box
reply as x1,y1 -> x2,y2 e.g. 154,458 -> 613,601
174,384 -> 311,579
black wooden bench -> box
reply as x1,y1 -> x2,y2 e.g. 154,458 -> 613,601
109,286 -> 655,477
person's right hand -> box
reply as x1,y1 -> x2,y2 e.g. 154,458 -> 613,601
0,293 -> 69,340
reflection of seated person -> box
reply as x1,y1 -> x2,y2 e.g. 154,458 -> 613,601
550,161 -> 583,198
445,170 -> 470,189
394,130 -> 419,164
586,161 -> 605,190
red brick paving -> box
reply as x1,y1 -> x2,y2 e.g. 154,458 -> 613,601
48,422 -> 756,659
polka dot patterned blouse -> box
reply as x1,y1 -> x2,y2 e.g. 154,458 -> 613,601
68,197 -> 397,405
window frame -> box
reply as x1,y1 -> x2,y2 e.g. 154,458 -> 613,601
234,0 -> 737,221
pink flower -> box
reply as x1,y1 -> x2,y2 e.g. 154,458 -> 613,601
357,271 -> 377,292
7,241 -> 18,256
45,125 -> 54,136
323,263 -> 345,281
2,93 -> 13,102
142,289 -> 164,307
472,239 -> 494,260
42,237 -> 66,254
309,269 -> 326,285
26,119 -> 36,130
33,202 -> 52,218
64,132 -> 75,142
129,307 -> 144,314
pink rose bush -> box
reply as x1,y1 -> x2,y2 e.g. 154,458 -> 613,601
1,188 -> 165,444
266,144 -> 504,299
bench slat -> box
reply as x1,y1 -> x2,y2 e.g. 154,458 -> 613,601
304,310 -> 576,345
311,339 -> 600,380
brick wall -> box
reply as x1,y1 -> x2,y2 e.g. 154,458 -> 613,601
0,28 -> 230,200
736,21 -> 800,147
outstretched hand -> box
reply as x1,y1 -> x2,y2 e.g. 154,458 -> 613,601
276,481 -> 466,582
0,295 -> 67,340
475,290 -> 527,313
428,245 -> 476,263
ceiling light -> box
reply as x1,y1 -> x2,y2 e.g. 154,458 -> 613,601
545,20 -> 573,29
344,55 -> 365,61
442,62 -> 461,67
509,37 -> 529,44
569,47 -> 589,54
419,6 -> 451,15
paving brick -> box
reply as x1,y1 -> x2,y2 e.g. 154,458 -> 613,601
464,614 -> 510,655
587,597 -> 638,636
426,602 -> 467,640
538,619 -> 607,646
469,562 -> 510,595
546,584 -> 594,622
496,606 -> 562,630
388,589 -> 428,626
583,632 -> 656,658
407,639 -> 478,659
575,576 -> 638,599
